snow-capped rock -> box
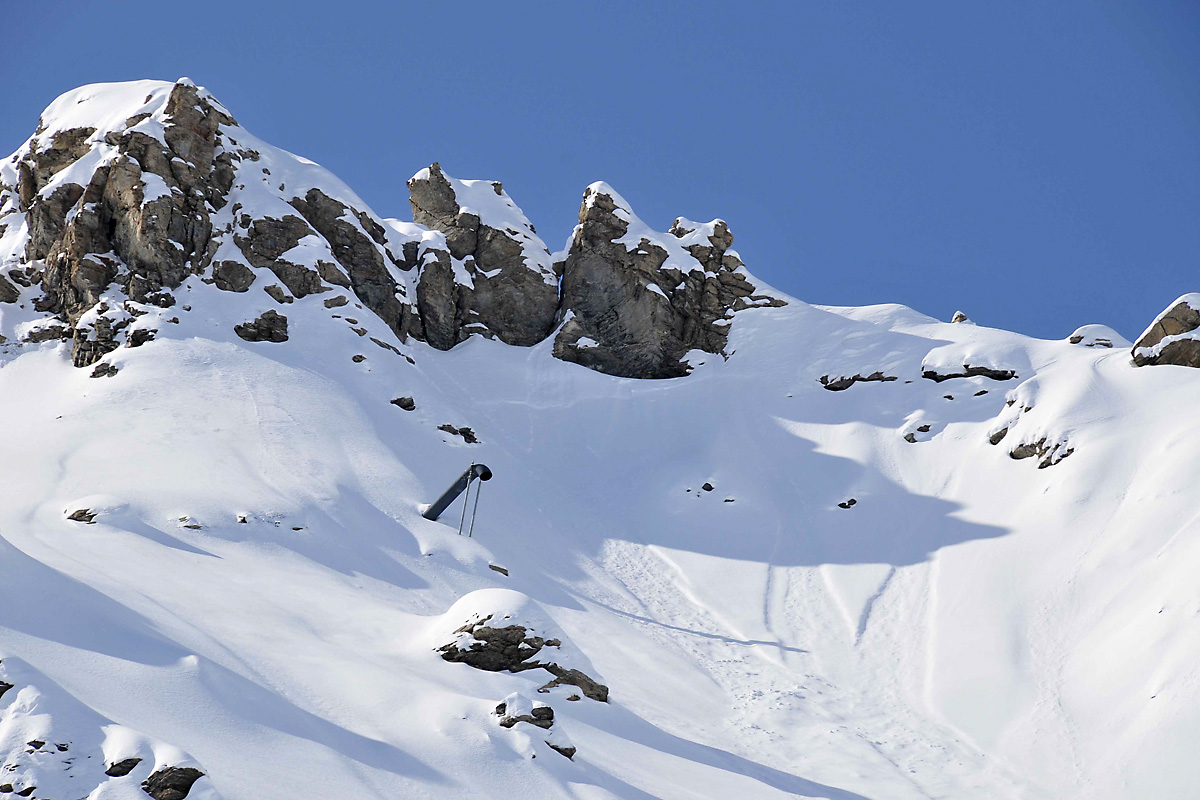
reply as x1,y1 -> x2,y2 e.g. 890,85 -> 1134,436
553,182 -> 784,378
1132,293 -> 1200,367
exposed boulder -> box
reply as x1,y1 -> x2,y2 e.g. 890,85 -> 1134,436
406,163 -> 559,348
212,261 -> 255,292
105,757 -> 142,777
1132,294 -> 1200,368
142,766 -> 204,800
437,423 -> 478,443
554,183 -> 784,379
234,310 -> 288,343
951,311 -> 970,323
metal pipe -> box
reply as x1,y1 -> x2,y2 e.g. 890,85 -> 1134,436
422,463 -> 493,521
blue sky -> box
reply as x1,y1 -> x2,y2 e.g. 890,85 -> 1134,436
4,1 -> 1197,338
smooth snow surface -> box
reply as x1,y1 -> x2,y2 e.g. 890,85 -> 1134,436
1,80 -> 1197,800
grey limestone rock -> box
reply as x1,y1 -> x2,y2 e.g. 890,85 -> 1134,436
407,163 -> 559,349
553,184 -> 784,379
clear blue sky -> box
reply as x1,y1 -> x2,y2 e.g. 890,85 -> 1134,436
5,1 -> 1197,338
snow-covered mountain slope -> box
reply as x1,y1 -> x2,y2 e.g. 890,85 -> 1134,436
1,80 -> 1198,800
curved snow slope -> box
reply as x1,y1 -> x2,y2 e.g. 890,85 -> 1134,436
1,282 -> 1197,799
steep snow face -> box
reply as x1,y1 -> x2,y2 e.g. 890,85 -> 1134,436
1,275 -> 1198,798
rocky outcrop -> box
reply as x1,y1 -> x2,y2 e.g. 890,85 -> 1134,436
495,696 -> 555,729
233,213 -> 327,298
439,615 -> 609,702
1009,437 -> 1074,469
819,371 -> 897,391
922,365 -> 1018,382
554,183 -> 784,379
288,187 -> 416,341
234,310 -> 288,342
0,79 -> 420,367
1068,324 -> 1124,349
1132,294 -> 1200,367
12,81 -> 235,366
142,766 -> 204,800
1,80 -> 785,382
407,163 -> 559,349
493,692 -> 577,760
104,757 -> 142,777
437,423 -> 478,443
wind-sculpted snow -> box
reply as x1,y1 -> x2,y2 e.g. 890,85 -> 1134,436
0,80 -> 1198,800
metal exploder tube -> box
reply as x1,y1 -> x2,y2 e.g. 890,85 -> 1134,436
422,463 -> 493,521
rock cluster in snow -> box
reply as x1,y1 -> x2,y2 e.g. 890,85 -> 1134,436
0,79 -> 782,380
0,658 -> 211,800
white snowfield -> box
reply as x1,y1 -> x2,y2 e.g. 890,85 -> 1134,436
1,81 -> 1198,800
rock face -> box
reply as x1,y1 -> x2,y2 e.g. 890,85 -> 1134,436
0,79 -> 421,367
0,80 -> 784,382
1132,294 -> 1200,368
554,183 -> 784,379
407,163 -> 559,349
